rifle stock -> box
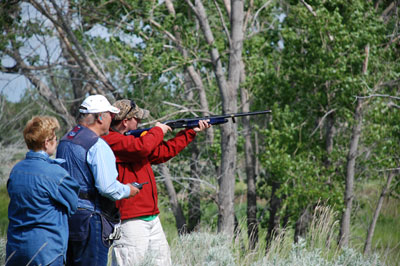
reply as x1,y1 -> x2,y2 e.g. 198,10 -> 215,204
125,110 -> 271,137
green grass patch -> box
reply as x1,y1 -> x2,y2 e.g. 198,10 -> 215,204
0,186 -> 9,236
168,204 -> 383,266
158,200 -> 179,244
351,180 -> 400,265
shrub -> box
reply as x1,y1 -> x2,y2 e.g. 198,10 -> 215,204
169,204 -> 384,265
171,232 -> 235,266
0,142 -> 26,185
0,236 -> 6,265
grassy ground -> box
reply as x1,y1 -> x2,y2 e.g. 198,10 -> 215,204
351,180 -> 400,266
0,144 -> 25,236
166,204 -> 383,266
158,180 -> 400,265
0,178 -> 398,265
0,186 -> 8,236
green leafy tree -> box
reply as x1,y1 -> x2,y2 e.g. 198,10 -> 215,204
254,0 -> 399,247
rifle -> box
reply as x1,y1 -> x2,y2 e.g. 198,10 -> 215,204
125,110 -> 271,137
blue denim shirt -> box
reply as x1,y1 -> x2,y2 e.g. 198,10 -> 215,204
6,151 -> 80,266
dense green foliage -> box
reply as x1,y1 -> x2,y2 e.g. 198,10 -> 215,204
252,0 -> 400,227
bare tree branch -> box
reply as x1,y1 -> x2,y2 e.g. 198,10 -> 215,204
299,0 -> 317,17
362,44 -> 370,74
185,0 -> 231,108
382,2 -> 395,20
223,0 -> 231,17
213,0 -> 231,46
356,94 -> 400,101
310,109 -> 337,137
148,18 -> 178,44
49,0 -> 118,96
5,31 -> 76,126
243,0 -> 253,32
28,0 -> 107,95
250,0 -> 273,35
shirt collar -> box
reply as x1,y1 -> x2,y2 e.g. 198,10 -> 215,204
28,150 -> 66,165
33,150 -> 49,157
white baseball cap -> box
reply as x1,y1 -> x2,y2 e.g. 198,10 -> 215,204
79,95 -> 120,114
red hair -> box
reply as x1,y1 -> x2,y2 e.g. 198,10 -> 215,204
23,116 -> 60,151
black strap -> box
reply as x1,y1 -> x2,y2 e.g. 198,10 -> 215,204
78,191 -> 96,201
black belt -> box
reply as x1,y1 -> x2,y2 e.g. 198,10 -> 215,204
79,191 -> 96,201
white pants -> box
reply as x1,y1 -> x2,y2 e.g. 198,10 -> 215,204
110,216 -> 171,266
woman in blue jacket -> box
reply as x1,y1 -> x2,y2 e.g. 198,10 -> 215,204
6,116 -> 80,266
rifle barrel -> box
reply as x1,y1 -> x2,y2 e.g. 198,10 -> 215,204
190,110 -> 271,120
228,110 -> 271,118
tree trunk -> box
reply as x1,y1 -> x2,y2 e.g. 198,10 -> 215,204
60,39 -> 88,117
217,0 -> 243,235
324,112 -> 335,168
158,164 -> 187,234
266,180 -> 282,251
254,130 -> 260,177
339,44 -> 369,248
187,0 -> 244,236
324,112 -> 336,185
294,205 -> 314,243
363,171 -> 395,255
339,98 -> 364,248
181,70 -> 203,233
163,0 -> 216,234
218,123 -> 238,235
240,86 -> 258,249
188,141 -> 202,232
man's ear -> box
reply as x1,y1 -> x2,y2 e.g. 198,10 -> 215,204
122,118 -> 129,127
99,116 -> 103,121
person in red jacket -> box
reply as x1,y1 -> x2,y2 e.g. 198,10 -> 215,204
102,99 -> 210,266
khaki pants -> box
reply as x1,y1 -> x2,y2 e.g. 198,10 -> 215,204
110,216 -> 171,266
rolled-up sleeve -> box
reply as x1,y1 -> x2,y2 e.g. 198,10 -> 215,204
87,138 -> 131,200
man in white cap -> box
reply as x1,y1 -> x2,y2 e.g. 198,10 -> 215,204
56,95 -> 140,266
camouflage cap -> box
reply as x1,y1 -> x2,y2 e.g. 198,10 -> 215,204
113,99 -> 150,120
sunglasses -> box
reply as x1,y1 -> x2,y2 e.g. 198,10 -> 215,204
46,135 -> 58,142
125,100 -> 136,119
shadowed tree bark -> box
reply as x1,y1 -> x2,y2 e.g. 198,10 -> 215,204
188,141 -> 202,232
158,164 -> 187,234
241,85 -> 258,249
266,180 -> 283,251
184,0 -> 244,235
339,44 -> 370,248
363,170 -> 396,255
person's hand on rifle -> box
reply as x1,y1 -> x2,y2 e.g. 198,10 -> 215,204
155,122 -> 172,135
193,120 -> 211,132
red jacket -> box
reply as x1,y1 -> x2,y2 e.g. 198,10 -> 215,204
102,127 -> 196,220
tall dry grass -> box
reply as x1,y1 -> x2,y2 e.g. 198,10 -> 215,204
168,204 -> 383,266
0,142 -> 26,185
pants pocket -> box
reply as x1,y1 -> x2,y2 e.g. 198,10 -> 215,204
100,214 -> 117,247
68,209 -> 92,241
